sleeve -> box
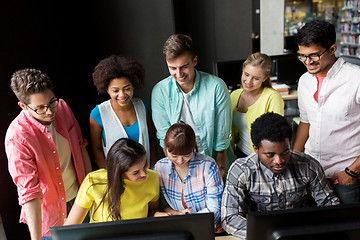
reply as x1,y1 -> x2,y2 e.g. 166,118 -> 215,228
151,84 -> 171,148
297,78 -> 309,124
267,89 -> 285,116
74,173 -> 95,209
198,160 -> 224,226
153,161 -> 168,209
60,99 -> 88,148
213,81 -> 232,152
221,163 -> 248,239
90,105 -> 103,128
149,170 -> 160,202
6,138 -> 43,205
308,158 -> 340,206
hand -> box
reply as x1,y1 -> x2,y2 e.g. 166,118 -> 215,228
218,167 -> 225,179
153,211 -> 172,217
178,208 -> 192,215
334,171 -> 358,185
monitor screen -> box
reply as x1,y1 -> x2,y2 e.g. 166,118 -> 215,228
247,203 -> 360,240
273,54 -> 306,87
50,212 -> 214,240
214,59 -> 245,90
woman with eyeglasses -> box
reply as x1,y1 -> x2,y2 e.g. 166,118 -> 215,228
225,52 -> 284,172
90,55 -> 157,169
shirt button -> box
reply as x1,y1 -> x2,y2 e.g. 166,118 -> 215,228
62,213 -> 65,216
56,167 -> 59,170
48,136 -> 51,139
59,182 -> 62,185
53,151 -> 56,154
61,197 -> 64,200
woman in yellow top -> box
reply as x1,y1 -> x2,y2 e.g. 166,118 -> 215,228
65,138 -> 168,224
226,53 -> 284,171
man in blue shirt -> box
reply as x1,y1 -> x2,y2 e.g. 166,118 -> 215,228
151,34 -> 231,177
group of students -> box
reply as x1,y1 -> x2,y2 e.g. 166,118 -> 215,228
4,19 -> 360,240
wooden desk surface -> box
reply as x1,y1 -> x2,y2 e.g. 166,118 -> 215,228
216,235 -> 243,240
282,90 -> 298,100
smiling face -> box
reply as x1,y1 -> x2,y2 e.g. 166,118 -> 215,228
254,139 -> 291,174
166,52 -> 197,93
19,89 -> 57,125
166,149 -> 193,169
107,77 -> 134,108
297,44 -> 337,77
123,155 -> 148,182
241,64 -> 267,93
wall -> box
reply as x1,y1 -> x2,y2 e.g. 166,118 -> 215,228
260,0 -> 285,55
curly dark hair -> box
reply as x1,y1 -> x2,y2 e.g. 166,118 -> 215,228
92,55 -> 145,94
250,112 -> 292,149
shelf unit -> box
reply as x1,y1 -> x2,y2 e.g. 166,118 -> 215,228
340,0 -> 360,58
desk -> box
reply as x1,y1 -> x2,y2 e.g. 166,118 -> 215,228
216,235 -> 243,240
282,90 -> 297,100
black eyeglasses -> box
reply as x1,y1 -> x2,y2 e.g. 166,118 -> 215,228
26,98 -> 59,115
297,48 -> 328,62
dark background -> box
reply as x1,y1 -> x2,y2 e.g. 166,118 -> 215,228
0,1 -> 253,239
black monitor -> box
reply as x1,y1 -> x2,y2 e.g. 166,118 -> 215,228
50,212 -> 214,240
272,54 -> 306,88
247,203 -> 360,240
214,59 -> 245,90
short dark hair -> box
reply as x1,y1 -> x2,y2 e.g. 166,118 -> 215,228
163,34 -> 196,60
92,55 -> 145,94
296,20 -> 336,49
10,68 -> 54,104
250,112 -> 292,149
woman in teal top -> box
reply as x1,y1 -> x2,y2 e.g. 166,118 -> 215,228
226,53 -> 284,171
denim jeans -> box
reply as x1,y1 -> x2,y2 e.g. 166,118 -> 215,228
332,181 -> 360,204
42,237 -> 52,240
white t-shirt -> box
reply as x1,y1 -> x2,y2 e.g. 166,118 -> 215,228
180,90 -> 205,154
233,111 -> 251,155
47,124 -> 78,201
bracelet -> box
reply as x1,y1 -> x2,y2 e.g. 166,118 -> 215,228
345,167 -> 359,178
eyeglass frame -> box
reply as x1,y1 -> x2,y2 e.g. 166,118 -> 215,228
25,98 -> 59,115
297,48 -> 329,62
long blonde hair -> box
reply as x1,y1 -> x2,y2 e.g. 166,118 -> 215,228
242,52 -> 272,88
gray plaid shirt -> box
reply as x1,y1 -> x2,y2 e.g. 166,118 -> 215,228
221,151 -> 340,239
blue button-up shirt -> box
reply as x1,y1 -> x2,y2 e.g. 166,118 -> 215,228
151,69 -> 232,157
154,153 -> 223,225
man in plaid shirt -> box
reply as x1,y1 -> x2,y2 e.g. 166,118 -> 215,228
221,113 -> 339,239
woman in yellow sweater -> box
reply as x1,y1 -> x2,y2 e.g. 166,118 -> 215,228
226,53 -> 284,171
64,138 -> 167,225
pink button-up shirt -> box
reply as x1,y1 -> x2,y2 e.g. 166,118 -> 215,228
298,58 -> 360,178
5,99 -> 87,236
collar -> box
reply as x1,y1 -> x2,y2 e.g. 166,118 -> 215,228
169,153 -> 197,180
22,110 -> 49,133
324,57 -> 344,79
257,154 -> 291,179
173,69 -> 200,96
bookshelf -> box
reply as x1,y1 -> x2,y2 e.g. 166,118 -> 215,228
340,0 -> 360,58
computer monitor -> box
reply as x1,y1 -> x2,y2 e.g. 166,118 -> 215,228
50,212 -> 214,240
247,203 -> 360,240
214,59 -> 245,90
272,54 -> 306,88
